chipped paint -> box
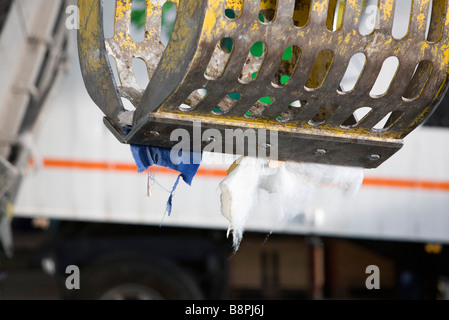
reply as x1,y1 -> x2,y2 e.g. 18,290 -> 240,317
77,0 -> 449,168
379,0 -> 393,22
313,0 -> 327,16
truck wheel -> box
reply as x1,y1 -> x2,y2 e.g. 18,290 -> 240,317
67,259 -> 204,300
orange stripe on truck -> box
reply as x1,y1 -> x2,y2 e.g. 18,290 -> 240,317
32,158 -> 449,191
362,177 -> 449,191
38,158 -> 228,178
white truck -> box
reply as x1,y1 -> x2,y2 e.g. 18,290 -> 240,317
1,0 -> 449,300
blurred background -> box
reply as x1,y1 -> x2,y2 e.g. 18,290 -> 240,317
1,0 -> 449,300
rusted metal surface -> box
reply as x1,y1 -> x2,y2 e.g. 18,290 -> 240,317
0,156 -> 16,199
78,0 -> 449,168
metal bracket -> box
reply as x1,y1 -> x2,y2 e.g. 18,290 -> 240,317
78,0 -> 449,168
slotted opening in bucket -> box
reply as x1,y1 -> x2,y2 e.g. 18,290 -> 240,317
132,58 -> 149,90
225,0 -> 244,19
277,100 -> 306,123
292,0 -> 312,27
161,1 -> 177,46
205,38 -> 234,80
373,110 -> 404,131
259,0 -> 278,23
392,0 -> 412,39
370,56 -> 399,98
107,55 -> 121,86
359,0 -> 379,36
338,53 -> 366,94
402,60 -> 433,101
272,46 -> 301,88
130,0 -> 146,42
327,0 -> 345,32
179,89 -> 209,112
213,93 -> 242,115
341,107 -> 373,128
245,96 -> 275,118
305,49 -> 335,91
239,41 -> 267,84
103,0 -> 115,38
309,104 -> 339,126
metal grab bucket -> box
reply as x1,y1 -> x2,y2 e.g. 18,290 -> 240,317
78,0 -> 449,168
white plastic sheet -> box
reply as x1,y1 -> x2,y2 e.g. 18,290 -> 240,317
220,157 -> 364,250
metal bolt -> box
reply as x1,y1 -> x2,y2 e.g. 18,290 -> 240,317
368,154 -> 381,161
149,131 -> 160,137
314,148 -> 326,156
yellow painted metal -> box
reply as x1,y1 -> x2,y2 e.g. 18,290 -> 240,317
77,0 -> 449,167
